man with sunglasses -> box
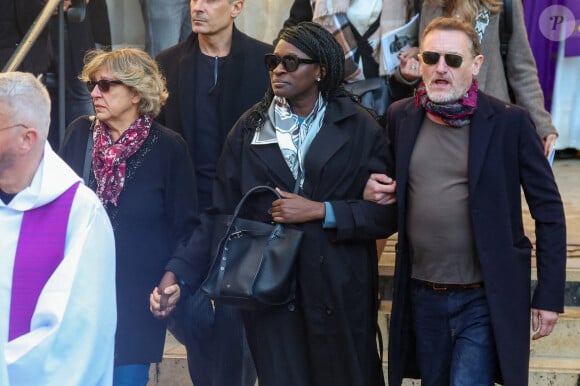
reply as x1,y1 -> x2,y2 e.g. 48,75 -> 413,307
364,17 -> 566,386
153,0 -> 271,385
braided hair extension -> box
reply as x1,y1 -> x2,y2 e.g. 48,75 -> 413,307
252,22 -> 349,125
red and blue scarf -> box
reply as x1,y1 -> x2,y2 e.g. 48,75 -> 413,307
415,79 -> 479,127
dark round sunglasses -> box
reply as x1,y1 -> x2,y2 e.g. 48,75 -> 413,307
264,53 -> 318,72
420,51 -> 464,68
86,79 -> 124,93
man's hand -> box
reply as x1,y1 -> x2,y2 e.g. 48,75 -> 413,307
531,308 -> 558,340
62,0 -> 90,13
363,173 -> 397,205
271,188 -> 325,223
149,271 -> 181,319
543,133 -> 557,158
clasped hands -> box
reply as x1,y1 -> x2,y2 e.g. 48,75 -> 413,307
149,271 -> 181,319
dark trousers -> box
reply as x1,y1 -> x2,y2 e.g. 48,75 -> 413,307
169,289 -> 256,386
241,302 -> 311,386
411,282 -> 496,386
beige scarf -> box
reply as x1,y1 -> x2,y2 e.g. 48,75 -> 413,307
310,0 -> 412,80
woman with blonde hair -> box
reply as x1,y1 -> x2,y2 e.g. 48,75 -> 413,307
59,48 -> 197,385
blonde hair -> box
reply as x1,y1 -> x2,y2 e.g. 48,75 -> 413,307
80,48 -> 168,117
426,0 -> 502,23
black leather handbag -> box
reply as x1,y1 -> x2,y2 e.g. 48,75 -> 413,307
201,186 -> 304,309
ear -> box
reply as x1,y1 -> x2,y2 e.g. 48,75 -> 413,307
20,127 -> 39,153
318,65 -> 327,80
231,0 -> 243,18
471,54 -> 484,77
131,91 -> 141,106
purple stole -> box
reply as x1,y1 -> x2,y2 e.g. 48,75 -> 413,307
8,182 -> 80,341
564,0 -> 580,57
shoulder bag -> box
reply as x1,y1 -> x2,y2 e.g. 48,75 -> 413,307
201,185 -> 304,309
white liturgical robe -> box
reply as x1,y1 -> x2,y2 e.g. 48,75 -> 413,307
0,143 -> 116,386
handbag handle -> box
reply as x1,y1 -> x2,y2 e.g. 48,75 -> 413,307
231,185 -> 280,220
220,186 -> 284,248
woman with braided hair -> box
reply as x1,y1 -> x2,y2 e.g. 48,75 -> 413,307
210,21 -> 397,386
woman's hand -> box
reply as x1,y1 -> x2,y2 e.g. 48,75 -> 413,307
398,47 -> 421,81
149,271 -> 181,319
271,188 -> 325,223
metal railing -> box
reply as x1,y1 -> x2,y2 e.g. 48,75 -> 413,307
2,0 -> 87,144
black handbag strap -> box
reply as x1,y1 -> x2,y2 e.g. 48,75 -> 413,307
499,0 -> 512,64
231,185 -> 281,220
82,116 -> 96,183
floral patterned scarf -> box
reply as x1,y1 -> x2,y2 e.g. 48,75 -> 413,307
92,115 -> 152,206
415,79 -> 479,127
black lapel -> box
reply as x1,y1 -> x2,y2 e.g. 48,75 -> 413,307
178,35 -> 198,143
396,101 -> 425,199
468,92 -> 495,193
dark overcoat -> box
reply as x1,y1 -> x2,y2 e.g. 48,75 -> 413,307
386,92 -> 566,386
59,117 -> 198,366
0,0 -> 51,74
156,26 -> 272,207
171,96 -> 398,386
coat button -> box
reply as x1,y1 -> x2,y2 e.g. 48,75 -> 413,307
287,303 -> 296,312
326,307 -> 333,316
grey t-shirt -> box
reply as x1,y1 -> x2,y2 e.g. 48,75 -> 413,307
407,118 -> 483,284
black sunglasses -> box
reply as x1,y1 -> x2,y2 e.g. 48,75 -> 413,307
86,79 -> 125,92
264,53 -> 318,72
420,51 -> 464,68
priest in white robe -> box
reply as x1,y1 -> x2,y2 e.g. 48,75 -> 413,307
0,72 -> 116,386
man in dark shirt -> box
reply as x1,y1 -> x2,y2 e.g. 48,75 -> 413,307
151,0 -> 272,385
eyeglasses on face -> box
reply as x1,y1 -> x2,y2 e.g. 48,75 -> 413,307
86,79 -> 125,93
264,53 -> 318,72
0,123 -> 27,132
420,51 -> 464,68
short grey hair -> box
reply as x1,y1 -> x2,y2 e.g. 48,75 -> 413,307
0,72 -> 51,139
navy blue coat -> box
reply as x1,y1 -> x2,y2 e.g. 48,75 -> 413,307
60,117 -> 198,365
197,96 -> 397,386
156,26 -> 272,213
386,92 -> 566,386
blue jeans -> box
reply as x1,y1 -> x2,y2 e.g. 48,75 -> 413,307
113,364 -> 150,386
411,282 -> 496,386
139,0 -> 192,57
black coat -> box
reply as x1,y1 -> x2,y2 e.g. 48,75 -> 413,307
156,26 -> 272,208
386,93 -> 566,386
170,96 -> 398,386
0,0 -> 51,74
59,117 -> 198,365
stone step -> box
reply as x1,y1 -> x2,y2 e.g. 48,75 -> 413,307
150,304 -> 580,385
390,359 -> 580,385
149,351 -> 580,386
